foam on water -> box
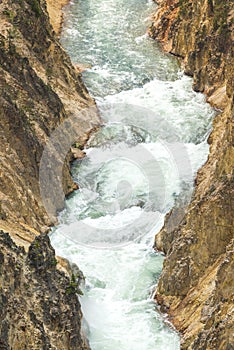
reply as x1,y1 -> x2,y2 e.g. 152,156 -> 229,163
51,231 -> 179,349
60,0 -> 181,96
100,75 -> 214,144
50,0 -> 216,348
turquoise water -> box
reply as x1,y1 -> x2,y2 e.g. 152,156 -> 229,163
51,0 -> 215,349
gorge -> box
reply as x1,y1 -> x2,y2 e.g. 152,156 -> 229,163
0,0 -> 233,349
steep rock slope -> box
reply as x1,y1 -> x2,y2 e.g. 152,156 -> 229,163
150,1 -> 234,349
0,0 -> 100,348
0,230 -> 89,350
0,0 -> 100,234
46,0 -> 69,34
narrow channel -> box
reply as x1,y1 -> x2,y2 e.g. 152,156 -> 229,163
50,0 -> 215,349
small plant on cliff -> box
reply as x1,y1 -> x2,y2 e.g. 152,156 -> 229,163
3,9 -> 15,22
50,257 -> 58,267
73,142 -> 81,149
66,273 -> 83,296
28,0 -> 42,18
46,66 -> 53,78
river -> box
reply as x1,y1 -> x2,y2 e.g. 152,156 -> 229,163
50,0 -> 215,349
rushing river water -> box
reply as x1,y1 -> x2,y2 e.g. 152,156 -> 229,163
50,0 -> 215,349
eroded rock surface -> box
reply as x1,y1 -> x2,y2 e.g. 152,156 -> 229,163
0,0 -> 101,348
0,230 -> 89,350
0,0 -> 100,233
150,1 -> 234,349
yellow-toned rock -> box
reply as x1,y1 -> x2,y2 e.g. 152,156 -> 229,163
150,0 -> 234,348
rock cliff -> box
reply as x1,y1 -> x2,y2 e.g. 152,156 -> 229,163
0,230 -> 89,350
0,0 -> 100,348
46,0 -> 69,35
150,1 -> 234,349
0,0 -> 100,234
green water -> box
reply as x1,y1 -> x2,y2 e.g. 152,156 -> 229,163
51,0 -> 215,349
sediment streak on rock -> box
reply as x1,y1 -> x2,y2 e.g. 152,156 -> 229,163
0,0 -> 100,348
150,1 -> 234,349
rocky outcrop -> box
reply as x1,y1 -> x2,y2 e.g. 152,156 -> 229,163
0,230 -> 89,350
150,1 -> 234,349
46,0 -> 69,34
0,0 -> 101,234
149,0 -> 233,108
0,0 -> 100,348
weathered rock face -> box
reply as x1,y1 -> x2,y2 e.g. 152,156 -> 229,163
46,0 -> 69,35
150,1 -> 234,349
0,0 -> 100,348
0,0 -> 101,234
149,0 -> 233,107
0,230 -> 89,350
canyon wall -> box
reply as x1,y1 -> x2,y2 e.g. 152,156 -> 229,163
150,1 -> 234,349
0,0 -> 100,348
0,0 -> 100,235
46,0 -> 69,35
0,230 -> 89,350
